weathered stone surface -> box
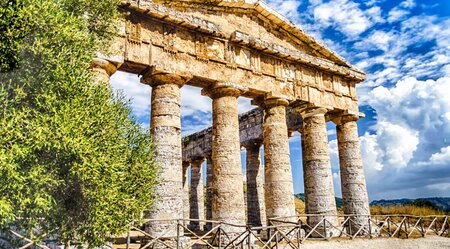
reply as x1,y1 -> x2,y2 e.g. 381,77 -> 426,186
142,72 -> 190,238
189,159 -> 205,231
182,162 -> 190,226
117,0 -> 363,112
244,141 -> 266,227
262,98 -> 296,220
334,114 -> 370,233
209,85 -> 246,233
205,156 -> 213,230
91,58 -> 119,85
109,0 -> 371,235
299,108 -> 338,228
182,107 -> 302,162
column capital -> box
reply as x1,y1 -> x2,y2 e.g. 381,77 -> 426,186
242,139 -> 263,150
330,111 -> 365,126
201,82 -> 247,99
91,58 -> 120,76
190,158 -> 204,167
141,67 -> 192,87
293,104 -> 329,119
251,93 -> 292,108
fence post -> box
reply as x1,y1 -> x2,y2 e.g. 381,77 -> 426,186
348,216 -> 352,236
248,227 -> 251,249
126,230 -> 130,249
177,219 -> 181,249
368,216 -> 372,239
218,224 -> 222,249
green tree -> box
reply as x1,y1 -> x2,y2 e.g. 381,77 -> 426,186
0,0 -> 31,72
0,0 -> 159,247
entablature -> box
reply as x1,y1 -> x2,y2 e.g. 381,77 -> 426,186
116,0 -> 364,114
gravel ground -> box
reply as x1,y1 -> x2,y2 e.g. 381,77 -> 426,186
301,236 -> 450,249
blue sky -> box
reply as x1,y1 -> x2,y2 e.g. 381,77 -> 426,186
110,0 -> 450,200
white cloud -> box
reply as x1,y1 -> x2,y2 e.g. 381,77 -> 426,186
365,121 -> 419,169
387,8 -> 410,22
387,0 -> 416,23
360,133 -> 384,171
266,0 -> 302,22
354,30 -> 395,52
426,182 -> 450,191
180,86 -> 211,116
110,71 -> 258,136
400,0 -> 416,9
420,146 -> 450,166
364,0 -> 386,7
110,72 -> 151,119
312,0 -> 382,38
360,76 -> 450,198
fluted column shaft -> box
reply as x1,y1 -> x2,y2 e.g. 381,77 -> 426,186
142,72 -> 190,238
245,142 -> 266,226
335,115 -> 370,230
209,86 -> 246,233
205,156 -> 213,230
182,162 -> 190,225
300,108 -> 338,227
190,159 -> 205,230
263,98 -> 296,220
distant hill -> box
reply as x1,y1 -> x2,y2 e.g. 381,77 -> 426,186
295,193 -> 343,209
370,197 -> 450,211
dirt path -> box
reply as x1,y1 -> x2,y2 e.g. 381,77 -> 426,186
301,236 -> 450,249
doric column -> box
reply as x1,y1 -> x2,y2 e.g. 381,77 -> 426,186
182,162 -> 190,226
205,155 -> 213,230
262,97 -> 296,221
141,71 -> 191,238
189,159 -> 205,231
298,107 -> 338,228
244,141 -> 266,227
90,58 -> 119,85
333,114 -> 370,232
203,83 -> 246,233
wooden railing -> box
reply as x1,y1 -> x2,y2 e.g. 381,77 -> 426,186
2,214 -> 449,248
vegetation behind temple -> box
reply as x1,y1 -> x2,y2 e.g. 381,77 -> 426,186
294,193 -> 449,215
0,0 -> 159,247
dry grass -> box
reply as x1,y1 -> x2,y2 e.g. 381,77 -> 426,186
370,205 -> 446,216
294,196 -> 446,216
295,197 -> 305,214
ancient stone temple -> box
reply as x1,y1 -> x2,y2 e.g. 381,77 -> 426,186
92,0 -> 370,238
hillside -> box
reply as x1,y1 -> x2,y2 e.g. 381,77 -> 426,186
371,197 -> 450,211
295,193 -> 343,208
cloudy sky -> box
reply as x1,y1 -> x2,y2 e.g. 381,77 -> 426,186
110,0 -> 450,201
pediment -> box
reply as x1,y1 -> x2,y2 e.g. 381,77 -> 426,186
150,0 -> 357,70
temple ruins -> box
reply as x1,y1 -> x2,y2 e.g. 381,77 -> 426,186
91,0 -> 371,238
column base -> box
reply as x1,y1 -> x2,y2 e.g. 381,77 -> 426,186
143,236 -> 191,249
303,226 -> 341,238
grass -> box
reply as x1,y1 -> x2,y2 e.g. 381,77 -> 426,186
370,205 -> 446,216
294,197 -> 305,214
294,197 -> 447,216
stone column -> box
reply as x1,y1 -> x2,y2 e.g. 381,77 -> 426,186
262,97 -> 296,221
90,58 -> 119,85
189,159 -> 205,231
205,155 -> 213,230
141,71 -> 191,238
298,107 -> 338,229
334,114 -> 370,233
182,162 -> 190,226
205,84 -> 246,233
245,141 -> 266,227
